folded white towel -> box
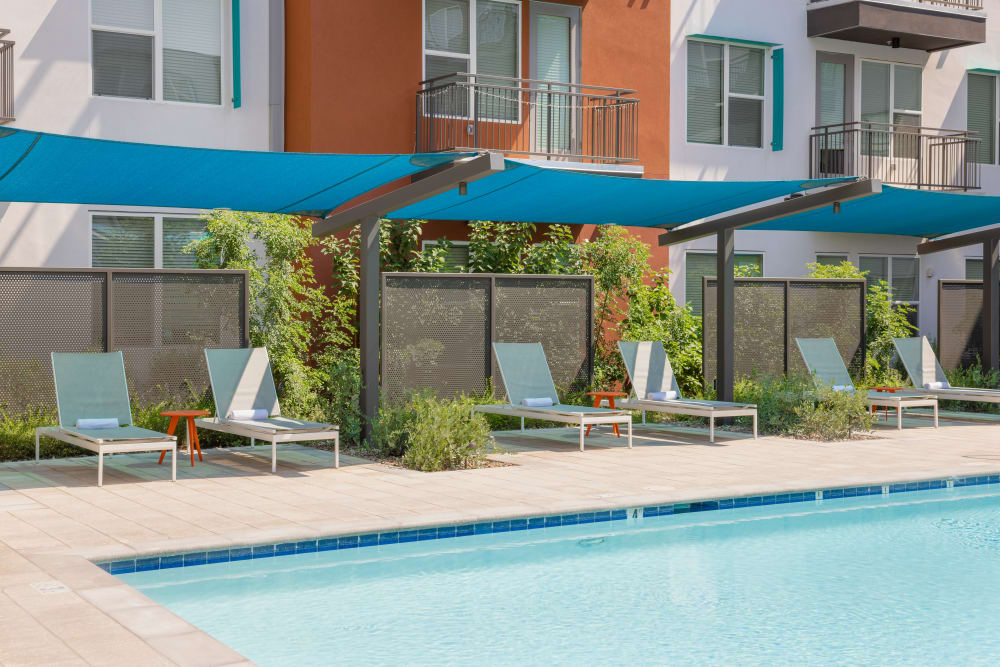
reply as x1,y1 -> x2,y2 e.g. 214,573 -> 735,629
832,385 -> 854,393
521,397 -> 554,407
229,408 -> 270,420
76,418 -> 119,430
924,381 -> 950,390
647,391 -> 678,401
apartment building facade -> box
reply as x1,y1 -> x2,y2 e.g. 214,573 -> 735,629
669,0 -> 995,338
0,0 -> 282,268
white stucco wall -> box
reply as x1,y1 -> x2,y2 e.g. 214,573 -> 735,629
0,0 -> 276,267
669,0 -> 1000,339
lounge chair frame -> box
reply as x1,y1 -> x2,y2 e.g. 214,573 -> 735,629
795,337 -> 938,430
617,341 -> 757,443
893,336 -> 1000,405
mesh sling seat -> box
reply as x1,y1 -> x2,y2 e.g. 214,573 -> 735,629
893,336 -> 1000,405
795,337 -> 938,430
474,342 -> 632,451
197,347 -> 339,473
35,352 -> 177,487
617,341 -> 757,443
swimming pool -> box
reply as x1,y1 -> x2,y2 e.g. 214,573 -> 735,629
119,486 -> 1000,665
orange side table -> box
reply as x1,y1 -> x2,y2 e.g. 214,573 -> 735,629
157,410 -> 211,467
870,386 -> 903,421
585,391 -> 628,437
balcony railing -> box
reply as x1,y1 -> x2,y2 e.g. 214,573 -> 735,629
808,0 -> 983,8
0,29 -> 12,124
809,122 -> 980,191
415,73 -> 639,164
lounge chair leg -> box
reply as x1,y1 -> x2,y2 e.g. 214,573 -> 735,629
897,407 -> 902,430
34,429 -> 39,462
753,413 -> 758,439
251,436 -> 255,447
627,419 -> 632,449
579,420 -> 585,452
710,416 -> 715,443
934,402 -> 939,428
520,417 -> 525,432
98,451 -> 104,488
272,440 -> 277,473
171,446 -> 177,482
641,410 -> 646,425
335,432 -> 340,468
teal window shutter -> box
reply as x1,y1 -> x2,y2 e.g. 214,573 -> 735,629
770,48 -> 783,151
231,0 -> 241,108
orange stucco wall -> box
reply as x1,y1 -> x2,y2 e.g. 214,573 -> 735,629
286,0 -> 671,282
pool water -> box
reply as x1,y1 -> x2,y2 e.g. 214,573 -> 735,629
119,487 -> 1000,666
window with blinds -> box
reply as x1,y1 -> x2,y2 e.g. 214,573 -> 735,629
684,252 -> 763,316
687,40 -> 765,148
423,0 -> 520,120
425,241 -> 471,271
162,218 -> 207,268
92,216 -> 155,267
968,73 -> 996,165
816,254 -> 848,266
91,0 -> 222,104
967,258 -> 984,280
861,61 -> 922,158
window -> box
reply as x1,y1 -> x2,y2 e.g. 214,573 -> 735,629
91,0 -> 222,104
92,214 -> 206,267
684,251 -> 763,316
423,240 -> 470,271
859,255 -> 919,327
967,258 -> 984,280
860,61 -> 922,158
687,40 -> 765,148
423,0 -> 520,119
968,73 -> 996,165
816,254 -> 848,266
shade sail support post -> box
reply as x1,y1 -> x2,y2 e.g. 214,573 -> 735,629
717,229 -> 735,402
359,216 -> 380,442
985,237 -> 999,372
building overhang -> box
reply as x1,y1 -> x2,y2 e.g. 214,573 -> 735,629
807,0 -> 986,52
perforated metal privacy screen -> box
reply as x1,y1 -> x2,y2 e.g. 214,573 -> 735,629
381,273 -> 593,400
938,280 -> 982,370
0,269 -> 247,412
703,278 -> 866,388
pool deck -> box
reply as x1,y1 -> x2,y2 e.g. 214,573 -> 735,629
2,416 -> 999,666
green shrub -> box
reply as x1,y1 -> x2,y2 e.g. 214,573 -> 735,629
370,393 -> 419,458
401,395 -> 494,471
735,374 -> 874,440
943,360 -> 1000,414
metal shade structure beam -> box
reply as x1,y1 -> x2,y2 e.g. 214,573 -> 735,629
918,226 -> 1000,372
657,178 -> 882,246
312,151 -> 504,441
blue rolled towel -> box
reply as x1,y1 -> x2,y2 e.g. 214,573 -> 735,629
521,397 -> 554,407
76,418 -> 119,429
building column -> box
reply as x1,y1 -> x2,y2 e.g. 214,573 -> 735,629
984,237 -> 1000,372
359,216 -> 380,441
717,229 -> 735,402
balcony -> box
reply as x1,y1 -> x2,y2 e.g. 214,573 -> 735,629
807,0 -> 985,51
809,122 -> 980,191
0,29 -> 12,124
415,73 -> 639,166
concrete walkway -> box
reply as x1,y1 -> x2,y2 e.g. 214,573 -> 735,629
1,418 -> 998,666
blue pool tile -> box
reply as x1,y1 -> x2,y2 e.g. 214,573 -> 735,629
206,549 -> 231,563
97,562 -> 111,572
338,536 -> 360,549
747,496 -> 762,507
929,479 -> 945,489
890,483 -> 907,493
759,495 -> 774,506
252,545 -> 275,559
694,501 -> 719,512
577,512 -> 595,524
906,482 -> 919,491
544,515 -> 562,527
474,522 -> 493,535
294,541 -> 317,554
437,526 -> 457,538
656,505 -> 673,515
733,497 -> 749,508
843,487 -> 857,497
135,557 -> 160,572
989,474 -> 1000,484
417,529 -> 437,542
825,489 -> 844,499
275,543 -> 296,556
359,533 -> 379,547
672,504 -> 691,514
528,517 -> 546,529
509,519 -> 528,531
492,520 -> 511,533
160,554 -> 184,569
108,559 -> 135,575
378,532 -> 399,545
917,481 -> 931,490
561,514 -> 579,525
317,538 -> 339,552
719,498 -> 735,509
643,506 -> 659,517
230,547 -> 253,561
610,509 -> 627,521
456,524 -> 475,536
183,552 -> 207,566
398,530 -> 419,543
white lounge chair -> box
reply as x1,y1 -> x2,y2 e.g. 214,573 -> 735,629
35,352 -> 177,487
474,342 -> 632,451
196,348 -> 339,473
796,337 -> 937,430
617,341 -> 757,442
893,336 -> 1000,405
